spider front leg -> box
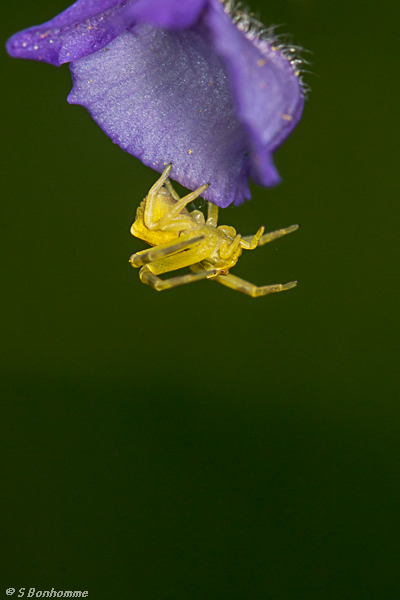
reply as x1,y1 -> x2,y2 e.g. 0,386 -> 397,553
139,265 -> 217,291
154,184 -> 209,230
144,168 -> 209,231
164,178 -> 180,202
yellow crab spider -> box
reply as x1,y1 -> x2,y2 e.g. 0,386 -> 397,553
129,164 -> 299,297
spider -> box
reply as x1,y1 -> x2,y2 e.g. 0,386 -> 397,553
129,164 -> 299,297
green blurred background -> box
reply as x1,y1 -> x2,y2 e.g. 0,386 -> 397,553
2,0 -> 400,597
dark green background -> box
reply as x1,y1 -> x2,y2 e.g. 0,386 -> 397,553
2,0 -> 399,598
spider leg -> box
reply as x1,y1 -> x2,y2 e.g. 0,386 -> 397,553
147,163 -> 173,198
190,264 -> 297,297
214,273 -> 298,297
145,236 -> 215,275
240,227 -> 264,250
153,183 -> 209,230
130,233 -> 205,268
164,178 -> 181,202
143,164 -> 179,231
219,234 -> 242,259
139,265 -> 217,291
144,181 -> 209,232
165,180 -> 205,224
206,202 -> 219,227
242,224 -> 299,247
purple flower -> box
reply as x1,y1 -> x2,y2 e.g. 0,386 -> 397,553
6,0 -> 305,208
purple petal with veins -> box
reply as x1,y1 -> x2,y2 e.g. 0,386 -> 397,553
6,0 -> 306,207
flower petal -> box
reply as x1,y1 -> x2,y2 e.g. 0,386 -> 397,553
6,0 -> 133,66
206,1 -> 304,187
68,24 -> 251,207
124,0 -> 207,28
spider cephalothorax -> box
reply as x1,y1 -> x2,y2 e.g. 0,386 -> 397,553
129,164 -> 298,297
